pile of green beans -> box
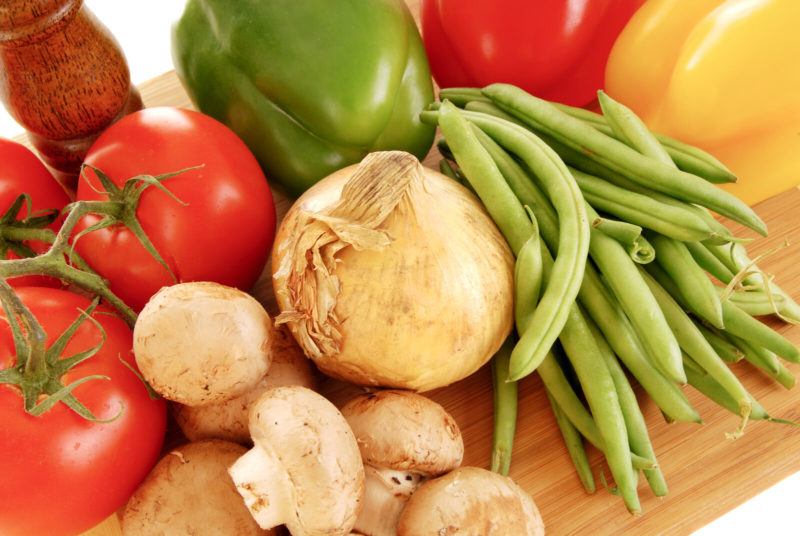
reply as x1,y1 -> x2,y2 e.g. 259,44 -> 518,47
424,85 -> 800,514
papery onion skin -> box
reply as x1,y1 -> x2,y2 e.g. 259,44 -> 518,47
272,152 -> 513,392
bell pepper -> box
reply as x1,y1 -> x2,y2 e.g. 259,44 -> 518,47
172,0 -> 435,196
420,0 -> 644,107
605,0 -> 800,205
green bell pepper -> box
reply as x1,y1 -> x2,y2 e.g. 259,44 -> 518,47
172,0 -> 436,196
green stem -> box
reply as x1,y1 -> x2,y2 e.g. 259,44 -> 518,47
0,199 -> 137,326
491,337 -> 518,475
0,279 -> 47,378
0,227 -> 56,244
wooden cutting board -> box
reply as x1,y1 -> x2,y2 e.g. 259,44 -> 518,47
69,69 -> 800,536
23,2 -> 790,534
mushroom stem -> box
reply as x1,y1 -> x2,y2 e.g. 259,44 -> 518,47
229,446 -> 292,531
354,465 -> 425,536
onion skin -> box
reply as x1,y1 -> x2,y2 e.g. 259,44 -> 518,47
272,151 -> 513,391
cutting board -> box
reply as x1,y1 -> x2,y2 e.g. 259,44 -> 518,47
20,2 -> 791,535
69,70 -> 800,536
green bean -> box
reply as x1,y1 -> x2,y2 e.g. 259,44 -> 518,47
640,269 -> 751,429
707,242 -> 800,324
467,108 -> 684,385
650,234 -> 724,328
462,99 -> 521,124
437,102 -> 533,254
529,221 -> 643,508
587,207 -> 685,384
695,323 -> 744,363
686,241 -> 736,283
598,90 -> 673,166
492,218 -> 542,475
483,83 -> 766,235
591,216 -> 655,264
472,129 -> 699,422
515,228 -> 543,333
734,337 -> 796,389
572,167 -> 716,242
731,335 -> 781,374
598,91 -> 740,262
558,305 -> 640,512
462,98 -> 737,245
718,289 -> 786,317
440,108 -> 590,380
722,303 -> 800,363
438,158 -> 461,182
438,105 -> 539,477
550,102 -> 737,184
462,100 -> 733,242
440,89 -> 737,184
646,262 -> 800,362
576,161 -> 737,245
581,268 -> 701,423
439,87 -> 491,107
597,90 -> 735,248
683,356 -> 769,421
538,351 -> 653,471
538,353 -> 603,447
546,389 -> 596,493
585,315 -> 668,497
491,337 -> 518,475
591,216 -> 642,246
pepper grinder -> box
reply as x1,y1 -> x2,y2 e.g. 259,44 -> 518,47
0,0 -> 142,188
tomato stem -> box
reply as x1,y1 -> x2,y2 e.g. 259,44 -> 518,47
0,279 -> 47,377
0,278 -> 117,419
0,165 -> 197,327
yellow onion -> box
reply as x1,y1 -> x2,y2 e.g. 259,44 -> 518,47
272,151 -> 513,391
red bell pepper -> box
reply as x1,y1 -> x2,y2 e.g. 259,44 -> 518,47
420,0 -> 644,107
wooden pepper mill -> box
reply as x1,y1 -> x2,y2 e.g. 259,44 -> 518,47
0,0 -> 142,188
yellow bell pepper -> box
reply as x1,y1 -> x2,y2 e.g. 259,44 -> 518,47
605,0 -> 800,205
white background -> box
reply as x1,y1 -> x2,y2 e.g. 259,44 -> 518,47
0,2 -> 797,534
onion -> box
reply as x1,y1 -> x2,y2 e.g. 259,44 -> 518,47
272,151 -> 513,391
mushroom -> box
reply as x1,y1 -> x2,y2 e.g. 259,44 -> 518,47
174,325 -> 317,443
133,281 -> 273,406
121,440 -> 272,535
397,467 -> 545,535
229,385 -> 364,535
340,390 -> 464,536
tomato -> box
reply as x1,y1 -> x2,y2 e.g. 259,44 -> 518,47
0,287 -> 166,536
0,138 -> 71,287
72,107 -> 276,312
421,0 -> 645,107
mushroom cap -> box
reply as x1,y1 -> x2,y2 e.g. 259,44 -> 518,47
250,386 -> 364,535
133,282 -> 272,406
341,390 -> 463,475
397,467 -> 544,536
174,325 -> 317,443
121,440 -> 272,535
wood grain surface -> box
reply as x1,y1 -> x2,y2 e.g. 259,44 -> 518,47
29,1 -> 796,534
71,69 -> 800,536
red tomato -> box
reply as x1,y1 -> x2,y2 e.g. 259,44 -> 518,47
73,107 -> 276,311
0,288 -> 166,536
0,138 -> 71,287
421,0 -> 645,106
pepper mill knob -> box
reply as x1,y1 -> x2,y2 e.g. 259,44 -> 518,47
0,0 -> 142,187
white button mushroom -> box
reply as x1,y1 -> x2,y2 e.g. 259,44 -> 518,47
397,467 -> 545,536
133,282 -> 273,407
121,440 -> 273,535
229,385 -> 364,536
174,325 -> 317,444
341,390 -> 464,536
